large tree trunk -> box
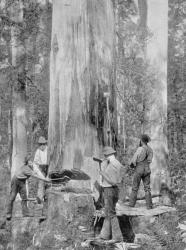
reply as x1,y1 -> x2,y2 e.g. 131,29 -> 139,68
146,0 -> 169,192
39,4 -> 117,246
48,0 -> 116,186
10,1 -> 28,178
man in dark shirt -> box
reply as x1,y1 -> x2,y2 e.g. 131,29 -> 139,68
129,134 -> 153,209
6,156 -> 50,220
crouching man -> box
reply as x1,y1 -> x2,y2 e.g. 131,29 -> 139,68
6,156 -> 50,220
99,146 -> 123,240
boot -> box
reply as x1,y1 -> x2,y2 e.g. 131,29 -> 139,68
99,217 -> 112,240
129,191 -> 137,207
145,191 -> 153,209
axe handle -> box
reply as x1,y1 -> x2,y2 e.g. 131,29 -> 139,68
98,162 -> 101,171
93,157 -> 102,171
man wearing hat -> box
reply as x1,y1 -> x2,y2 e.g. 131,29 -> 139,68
6,156 -> 50,220
99,146 -> 123,240
129,134 -> 153,209
33,136 -> 48,203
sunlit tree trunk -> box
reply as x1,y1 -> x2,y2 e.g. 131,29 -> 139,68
146,0 -> 169,192
48,0 -> 116,186
10,0 -> 27,178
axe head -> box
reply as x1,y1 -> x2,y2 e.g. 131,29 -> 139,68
93,157 -> 102,163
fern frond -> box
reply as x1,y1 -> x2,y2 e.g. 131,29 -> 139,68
177,221 -> 186,245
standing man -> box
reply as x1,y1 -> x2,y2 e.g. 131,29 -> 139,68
129,134 -> 153,209
99,146 -> 123,240
6,156 -> 50,220
33,136 -> 48,204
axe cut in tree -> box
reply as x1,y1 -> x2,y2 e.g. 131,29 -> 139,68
49,169 -> 91,184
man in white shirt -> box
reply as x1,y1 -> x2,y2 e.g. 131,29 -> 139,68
99,146 -> 123,240
33,136 -> 48,203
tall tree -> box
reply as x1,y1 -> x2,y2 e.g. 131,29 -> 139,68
167,0 -> 186,197
48,0 -> 117,185
146,0 -> 169,192
10,0 -> 28,177
168,0 -> 186,154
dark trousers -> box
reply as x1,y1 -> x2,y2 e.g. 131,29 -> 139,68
100,186 -> 119,240
129,165 -> 152,208
100,187 -> 135,241
103,186 -> 118,217
7,177 -> 28,217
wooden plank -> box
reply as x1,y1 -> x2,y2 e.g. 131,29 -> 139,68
116,202 -> 176,217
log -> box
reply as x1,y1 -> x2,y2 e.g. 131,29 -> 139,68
116,202 -> 176,217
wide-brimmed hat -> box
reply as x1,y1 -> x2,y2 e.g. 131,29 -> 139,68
103,146 -> 116,156
38,136 -> 47,144
140,134 -> 151,143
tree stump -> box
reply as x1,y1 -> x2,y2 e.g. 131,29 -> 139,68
33,190 -> 95,250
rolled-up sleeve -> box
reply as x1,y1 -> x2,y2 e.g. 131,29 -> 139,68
130,147 -> 143,166
33,150 -> 40,166
33,150 -> 40,172
22,166 -> 35,178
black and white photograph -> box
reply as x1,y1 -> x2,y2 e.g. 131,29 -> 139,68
0,0 -> 185,249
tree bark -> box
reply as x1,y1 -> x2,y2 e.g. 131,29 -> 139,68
48,0 -> 116,186
10,0 -> 28,178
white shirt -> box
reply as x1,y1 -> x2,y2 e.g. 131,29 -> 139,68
33,146 -> 48,168
33,146 -> 48,177
100,159 -> 112,187
100,155 -> 123,187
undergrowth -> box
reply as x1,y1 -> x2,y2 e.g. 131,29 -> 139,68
138,212 -> 185,250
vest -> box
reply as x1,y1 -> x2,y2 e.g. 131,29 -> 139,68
136,146 -> 152,174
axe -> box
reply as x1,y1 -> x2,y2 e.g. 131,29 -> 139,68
93,157 -> 103,171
